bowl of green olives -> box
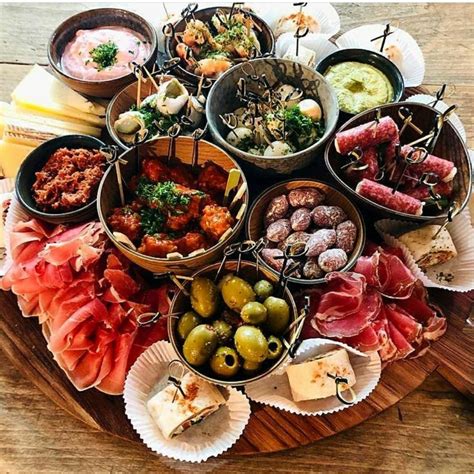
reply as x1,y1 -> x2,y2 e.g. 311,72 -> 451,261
168,260 -> 301,386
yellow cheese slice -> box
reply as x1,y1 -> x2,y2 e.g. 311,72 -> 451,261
12,65 -> 105,116
0,102 -> 101,137
0,140 -> 35,178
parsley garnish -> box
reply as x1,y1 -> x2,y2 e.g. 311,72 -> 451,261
139,207 -> 165,235
136,179 -> 191,209
89,41 -> 119,71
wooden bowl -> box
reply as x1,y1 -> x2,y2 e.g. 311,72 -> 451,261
316,48 -> 405,117
168,260 -> 300,386
206,58 -> 339,175
324,102 -> 472,222
106,75 -> 206,148
245,179 -> 366,285
97,136 -> 249,274
48,8 -> 158,98
16,135 -> 106,224
164,6 -> 275,85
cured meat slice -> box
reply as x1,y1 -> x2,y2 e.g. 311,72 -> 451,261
356,179 -> 424,216
372,315 -> 398,362
340,325 -> 380,351
335,116 -> 399,155
393,146 -> 457,186
384,304 -> 422,342
345,147 -> 380,181
313,288 -> 381,338
315,272 -> 366,321
423,315 -> 447,341
402,181 -> 453,201
395,281 -> 437,323
387,321 -> 415,359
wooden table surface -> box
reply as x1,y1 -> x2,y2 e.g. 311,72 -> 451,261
0,2 -> 473,472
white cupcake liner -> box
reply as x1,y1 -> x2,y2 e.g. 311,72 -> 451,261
406,94 -> 466,143
124,341 -> 251,463
253,2 -> 340,39
276,32 -> 338,66
0,178 -> 15,194
245,338 -> 381,416
375,216 -> 474,292
336,24 -> 425,87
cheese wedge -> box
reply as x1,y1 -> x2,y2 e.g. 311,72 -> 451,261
11,66 -> 105,128
0,140 -> 35,178
0,102 -> 102,137
283,44 -> 317,68
286,348 -> 356,402
12,65 -> 105,116
398,225 -> 457,269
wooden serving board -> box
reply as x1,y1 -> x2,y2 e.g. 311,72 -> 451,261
0,86 -> 472,456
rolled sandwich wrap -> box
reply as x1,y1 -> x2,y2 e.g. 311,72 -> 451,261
286,348 -> 356,402
147,372 -> 226,439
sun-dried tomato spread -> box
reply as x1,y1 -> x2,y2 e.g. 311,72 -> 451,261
33,147 -> 107,212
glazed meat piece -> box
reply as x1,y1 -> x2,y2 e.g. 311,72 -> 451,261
141,158 -> 170,183
138,233 -> 178,258
200,204 -> 234,241
166,187 -> 204,231
177,232 -> 208,255
108,205 -> 142,242
168,163 -> 196,188
197,161 -> 229,197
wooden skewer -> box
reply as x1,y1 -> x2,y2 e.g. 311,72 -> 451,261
229,182 -> 247,210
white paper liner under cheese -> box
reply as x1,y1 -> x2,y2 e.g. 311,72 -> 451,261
375,216 -> 474,292
245,339 -> 381,416
124,341 -> 251,463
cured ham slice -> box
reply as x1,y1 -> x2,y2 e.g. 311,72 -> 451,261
384,304 -> 422,342
341,325 -> 380,351
387,321 -> 415,360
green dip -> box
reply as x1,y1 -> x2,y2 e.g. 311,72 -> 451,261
324,61 -> 394,114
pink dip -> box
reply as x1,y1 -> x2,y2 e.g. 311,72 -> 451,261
61,26 -> 151,81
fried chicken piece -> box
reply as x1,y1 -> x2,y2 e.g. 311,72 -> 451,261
168,163 -> 196,188
200,204 -> 234,241
177,232 -> 208,255
166,186 -> 205,231
108,205 -> 142,242
142,158 -> 170,183
138,234 -> 178,258
197,161 -> 229,197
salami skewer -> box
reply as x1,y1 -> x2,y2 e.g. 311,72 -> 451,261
335,116 -> 399,155
345,147 -> 380,181
356,178 -> 424,216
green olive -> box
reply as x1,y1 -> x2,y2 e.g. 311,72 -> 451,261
267,335 -> 283,360
183,324 -> 218,366
190,276 -> 219,318
234,326 -> 268,363
242,359 -> 261,373
212,319 -> 233,344
217,272 -> 234,291
209,347 -> 240,377
177,311 -> 202,340
241,301 -> 267,325
221,275 -> 256,311
253,280 -> 274,301
263,296 -> 290,335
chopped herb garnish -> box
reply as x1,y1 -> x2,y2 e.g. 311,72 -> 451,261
89,41 -> 119,71
139,207 -> 165,235
136,179 -> 191,209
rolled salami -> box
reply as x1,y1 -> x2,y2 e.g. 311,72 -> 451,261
391,145 -> 457,187
356,178 -> 424,215
402,181 -> 453,201
335,116 -> 399,155
345,146 -> 379,181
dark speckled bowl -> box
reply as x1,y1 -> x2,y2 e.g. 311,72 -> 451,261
206,58 -> 339,175
16,135 -> 106,224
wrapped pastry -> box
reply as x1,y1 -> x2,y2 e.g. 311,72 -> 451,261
398,225 -> 457,269
147,372 -> 226,439
286,348 -> 356,402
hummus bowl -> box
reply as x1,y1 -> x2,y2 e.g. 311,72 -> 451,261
316,48 -> 404,117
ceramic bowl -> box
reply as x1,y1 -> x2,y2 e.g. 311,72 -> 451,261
206,58 -> 339,175
245,179 -> 366,285
164,6 -> 275,85
48,8 -> 158,98
324,102 -> 472,222
16,135 -> 106,224
316,48 -> 405,117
